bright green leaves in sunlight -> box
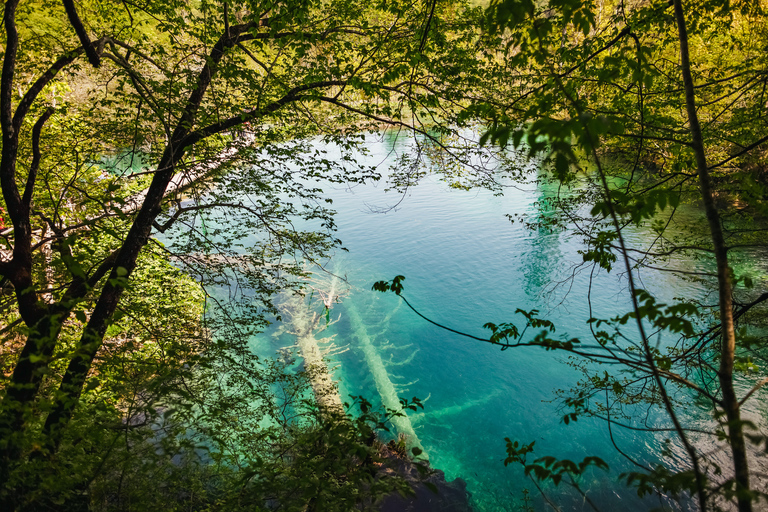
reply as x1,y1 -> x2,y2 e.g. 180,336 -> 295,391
487,0 -> 595,43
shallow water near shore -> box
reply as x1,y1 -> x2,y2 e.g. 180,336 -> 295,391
195,132 -> 767,511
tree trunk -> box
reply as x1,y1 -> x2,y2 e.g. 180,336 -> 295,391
39,19 -> 259,452
672,1 -> 752,510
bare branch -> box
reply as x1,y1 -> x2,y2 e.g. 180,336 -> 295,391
739,378 -> 768,407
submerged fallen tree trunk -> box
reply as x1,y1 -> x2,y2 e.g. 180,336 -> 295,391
345,299 -> 428,460
276,276 -> 345,415
275,271 -> 426,461
292,307 -> 345,414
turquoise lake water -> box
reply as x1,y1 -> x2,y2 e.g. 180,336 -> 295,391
174,132 -> 768,511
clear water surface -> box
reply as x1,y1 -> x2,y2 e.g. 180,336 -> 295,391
183,132 -> 767,511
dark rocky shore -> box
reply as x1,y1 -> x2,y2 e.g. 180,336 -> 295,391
376,445 -> 474,512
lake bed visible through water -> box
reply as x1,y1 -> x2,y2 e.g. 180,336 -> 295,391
188,132 -> 767,511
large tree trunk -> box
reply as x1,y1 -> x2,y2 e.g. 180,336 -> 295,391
39,19 -> 260,455
672,1 -> 752,510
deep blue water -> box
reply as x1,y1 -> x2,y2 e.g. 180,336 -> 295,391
176,132 -> 768,511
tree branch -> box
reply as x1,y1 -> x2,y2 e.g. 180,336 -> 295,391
180,80 -> 345,146
41,17 -> 292,452
739,377 -> 768,407
1,0 -> 21,139
61,0 -> 101,67
107,38 -> 168,73
12,43 -> 95,131
708,133 -> 768,171
22,108 -> 54,208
